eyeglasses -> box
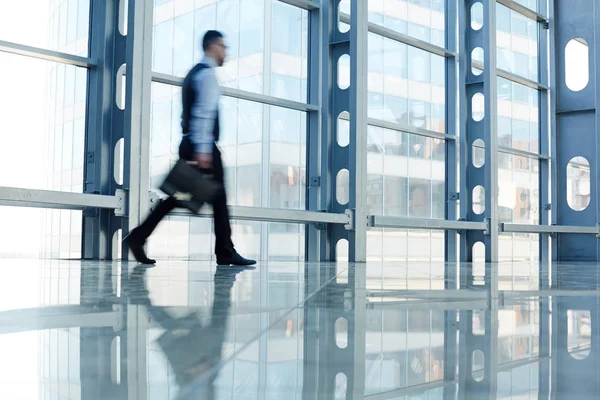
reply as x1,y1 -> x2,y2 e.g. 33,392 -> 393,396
214,43 -> 228,50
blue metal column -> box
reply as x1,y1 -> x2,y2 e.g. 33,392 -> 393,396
122,0 -> 154,261
83,0 -> 126,259
551,2 -> 600,397
554,0 -> 599,262
306,1 -> 327,262
318,0 -> 368,263
458,0 -> 500,398
444,1 -> 460,396
537,1 -> 552,398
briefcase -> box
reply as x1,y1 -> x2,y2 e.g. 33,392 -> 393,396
159,160 -> 221,213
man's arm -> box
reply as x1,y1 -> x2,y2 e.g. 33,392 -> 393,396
189,69 -> 219,155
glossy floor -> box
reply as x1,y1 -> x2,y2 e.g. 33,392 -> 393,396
0,259 -> 598,399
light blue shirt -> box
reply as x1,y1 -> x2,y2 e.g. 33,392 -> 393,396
189,55 -> 221,154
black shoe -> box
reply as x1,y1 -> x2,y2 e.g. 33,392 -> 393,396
216,252 -> 256,267
124,230 -> 156,265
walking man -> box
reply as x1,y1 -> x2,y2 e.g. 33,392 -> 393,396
125,30 -> 256,267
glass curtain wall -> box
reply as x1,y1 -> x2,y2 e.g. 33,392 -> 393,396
148,0 -> 309,262
0,0 -> 90,259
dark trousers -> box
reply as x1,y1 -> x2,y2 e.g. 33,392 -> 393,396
135,136 -> 234,259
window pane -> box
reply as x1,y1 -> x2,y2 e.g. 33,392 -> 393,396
149,82 -> 307,211
0,53 -> 86,192
368,34 -> 446,134
368,0 -> 445,47
0,0 -> 90,56
152,0 -> 308,103
497,77 -> 539,154
497,4 -> 539,82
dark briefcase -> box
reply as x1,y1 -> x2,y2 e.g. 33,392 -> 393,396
159,160 -> 221,213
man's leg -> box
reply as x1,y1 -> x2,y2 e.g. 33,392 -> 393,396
125,196 -> 178,264
211,146 -> 255,266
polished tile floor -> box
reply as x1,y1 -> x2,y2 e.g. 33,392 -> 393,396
0,258 -> 598,399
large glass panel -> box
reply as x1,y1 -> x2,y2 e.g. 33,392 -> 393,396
0,53 -> 87,192
368,34 -> 446,134
0,0 -> 90,56
497,4 -> 539,82
366,127 -> 445,219
365,0 -> 446,48
498,153 -> 539,262
149,82 -> 306,210
497,78 -> 539,154
152,0 -> 309,102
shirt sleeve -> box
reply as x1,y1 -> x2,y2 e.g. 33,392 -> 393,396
189,68 -> 219,154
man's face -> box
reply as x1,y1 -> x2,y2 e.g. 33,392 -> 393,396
211,38 -> 227,67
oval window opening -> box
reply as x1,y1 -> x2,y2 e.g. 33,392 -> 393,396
565,38 -> 589,92
472,350 -> 485,382
473,185 -> 485,215
472,242 -> 485,280
335,373 -> 348,399
472,47 -> 484,76
568,310 -> 591,360
472,93 -> 484,122
471,2 -> 483,31
336,169 -> 350,205
335,318 -> 348,349
337,112 -> 350,147
337,54 -> 350,90
566,156 -> 590,211
472,139 -> 485,168
338,0 -> 351,33
336,239 -> 349,262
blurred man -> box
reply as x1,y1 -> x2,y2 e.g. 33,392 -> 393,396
125,30 -> 256,267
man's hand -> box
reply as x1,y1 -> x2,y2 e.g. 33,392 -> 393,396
194,152 -> 213,169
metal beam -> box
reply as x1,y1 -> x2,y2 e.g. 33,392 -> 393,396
472,60 -> 548,90
338,13 -> 455,58
123,0 -> 154,261
0,39 -> 96,68
366,117 -> 455,141
497,0 -> 548,23
368,215 -> 487,231
276,0 -> 319,10
0,186 -> 123,212
151,72 -> 318,112
168,204 -> 351,226
501,223 -> 600,235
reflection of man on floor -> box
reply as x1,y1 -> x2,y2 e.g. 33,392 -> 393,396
127,265 -> 242,399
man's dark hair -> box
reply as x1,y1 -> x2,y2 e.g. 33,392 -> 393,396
202,30 -> 224,51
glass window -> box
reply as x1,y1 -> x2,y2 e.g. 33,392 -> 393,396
0,53 -> 86,192
272,2 -> 302,56
240,0 -> 264,57
153,20 -> 174,75
173,13 -> 194,77
0,1 -> 89,56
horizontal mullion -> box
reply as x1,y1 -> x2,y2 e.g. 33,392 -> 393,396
151,72 -> 318,112
338,13 -> 455,58
497,0 -> 548,24
167,204 -> 350,225
0,39 -> 96,68
368,215 -> 487,231
342,113 -> 453,141
472,61 -> 547,91
0,187 -> 121,211
500,223 -> 599,235
495,145 -> 549,160
276,0 -> 319,10
367,118 -> 454,140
